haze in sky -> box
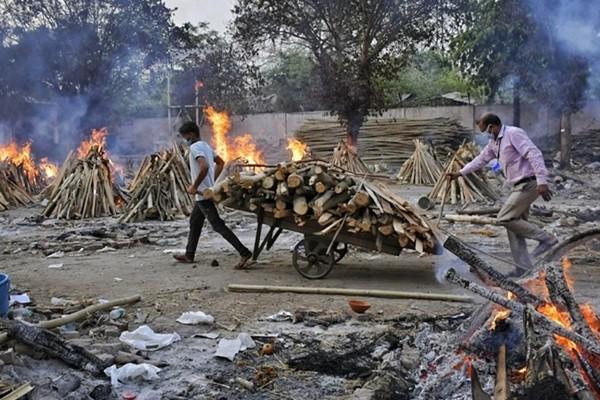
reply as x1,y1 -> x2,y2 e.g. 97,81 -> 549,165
165,0 -> 235,32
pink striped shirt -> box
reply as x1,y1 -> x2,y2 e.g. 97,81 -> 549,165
460,125 -> 548,185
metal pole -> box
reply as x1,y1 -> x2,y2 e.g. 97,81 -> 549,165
167,73 -> 172,133
195,83 -> 200,126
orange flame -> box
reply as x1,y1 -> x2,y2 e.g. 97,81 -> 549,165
78,128 -> 108,158
490,309 -> 511,330
562,257 -> 575,290
0,141 -> 38,180
204,106 -> 265,165
287,138 -> 308,161
39,157 -> 58,179
537,302 -> 578,352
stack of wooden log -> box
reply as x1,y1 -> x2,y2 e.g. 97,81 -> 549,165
119,145 -> 193,222
0,172 -> 33,211
428,145 -> 499,204
331,141 -> 370,174
204,160 -> 438,254
43,147 -> 124,219
396,139 -> 443,185
294,117 -> 472,169
0,161 -> 42,194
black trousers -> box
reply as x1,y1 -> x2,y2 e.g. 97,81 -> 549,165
185,200 -> 251,258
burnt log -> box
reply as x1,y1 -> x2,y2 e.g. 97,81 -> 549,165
0,319 -> 108,375
444,235 -> 543,306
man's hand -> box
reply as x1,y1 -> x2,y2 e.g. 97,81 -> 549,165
537,184 -> 552,201
446,172 -> 461,181
187,185 -> 198,195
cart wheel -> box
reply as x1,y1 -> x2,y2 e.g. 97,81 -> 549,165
333,243 -> 348,264
292,240 -> 335,279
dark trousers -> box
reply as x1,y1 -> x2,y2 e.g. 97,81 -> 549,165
186,200 -> 251,258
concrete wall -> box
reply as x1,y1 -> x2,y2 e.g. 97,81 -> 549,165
109,101 -> 600,162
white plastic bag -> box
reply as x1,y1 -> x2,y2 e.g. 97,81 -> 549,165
214,333 -> 256,361
176,311 -> 214,325
119,325 -> 181,351
104,363 -> 161,386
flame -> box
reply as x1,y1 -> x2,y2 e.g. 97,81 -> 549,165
287,138 -> 308,161
77,128 -> 108,158
0,141 -> 38,180
490,309 -> 511,330
517,366 -> 527,374
562,257 -> 575,290
581,304 -> 600,334
204,106 -> 265,165
537,302 -> 578,352
39,158 -> 58,179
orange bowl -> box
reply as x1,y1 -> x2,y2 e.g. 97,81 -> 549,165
348,299 -> 371,314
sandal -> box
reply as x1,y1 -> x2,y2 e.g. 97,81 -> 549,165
234,254 -> 254,270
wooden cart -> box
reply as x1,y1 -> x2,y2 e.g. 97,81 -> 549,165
240,207 -> 404,279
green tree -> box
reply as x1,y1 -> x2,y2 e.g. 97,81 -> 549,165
452,0 -> 589,167
233,0 -> 464,144
169,23 -> 260,114
261,47 -> 323,112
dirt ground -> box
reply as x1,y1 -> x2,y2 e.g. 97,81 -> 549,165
1,179 -> 599,399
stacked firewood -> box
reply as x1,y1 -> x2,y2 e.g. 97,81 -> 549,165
294,117 -> 472,169
396,139 -> 443,185
0,162 -> 42,194
331,141 -> 370,174
0,172 -> 33,211
119,145 -> 193,223
43,147 -> 124,219
428,144 -> 499,204
204,160 -> 438,254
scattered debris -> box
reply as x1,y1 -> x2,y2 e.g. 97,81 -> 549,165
176,311 -> 215,325
104,363 -> 161,386
119,325 -> 181,351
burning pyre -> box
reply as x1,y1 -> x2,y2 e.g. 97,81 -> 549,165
442,255 -> 600,399
42,129 -> 126,219
0,141 -> 58,194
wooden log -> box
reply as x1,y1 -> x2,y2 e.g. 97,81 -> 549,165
444,214 -> 497,225
444,235 -> 543,306
227,284 -> 473,302
261,175 -> 276,189
274,208 -> 291,219
494,344 -> 508,400
0,319 -> 108,375
287,173 -> 303,189
293,196 -> 309,216
276,181 -> 289,197
445,268 -> 600,355
318,212 -> 335,226
378,224 -> 394,236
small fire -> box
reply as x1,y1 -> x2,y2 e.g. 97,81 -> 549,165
78,128 -> 108,158
490,309 -> 511,330
537,302 -> 578,351
204,106 -> 265,165
39,158 -> 58,179
0,141 -> 38,180
562,257 -> 575,290
287,138 -> 308,161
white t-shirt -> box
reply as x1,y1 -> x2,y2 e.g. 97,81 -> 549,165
189,141 -> 215,201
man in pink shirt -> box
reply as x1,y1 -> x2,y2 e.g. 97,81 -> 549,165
448,113 -> 557,276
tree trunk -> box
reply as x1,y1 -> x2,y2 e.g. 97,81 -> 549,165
513,79 -> 521,127
346,114 -> 363,146
559,112 -> 572,169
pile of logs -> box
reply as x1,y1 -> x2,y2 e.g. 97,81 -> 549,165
428,145 -> 499,204
0,172 -> 33,211
204,160 -> 438,254
43,147 -> 124,219
331,141 -> 370,174
119,145 -> 193,223
572,128 -> 600,165
0,161 -> 42,194
396,139 -> 443,185
294,117 -> 472,169
443,234 -> 600,399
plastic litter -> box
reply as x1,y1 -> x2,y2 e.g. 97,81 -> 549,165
48,263 -> 64,269
110,308 -> 126,320
215,333 -> 256,361
176,311 -> 214,325
162,249 -> 185,254
104,363 -> 161,386
47,251 -> 65,259
9,293 -> 30,306
119,325 -> 180,351
263,310 -> 293,322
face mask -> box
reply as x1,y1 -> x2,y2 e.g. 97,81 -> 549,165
186,138 -> 194,145
481,124 -> 493,135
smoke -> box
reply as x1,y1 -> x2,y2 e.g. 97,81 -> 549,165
433,249 -> 477,285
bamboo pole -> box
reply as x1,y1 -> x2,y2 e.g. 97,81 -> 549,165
227,284 -> 473,303
0,295 -> 142,344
